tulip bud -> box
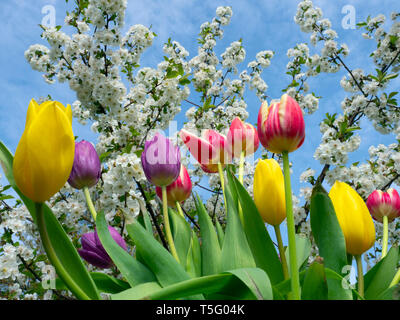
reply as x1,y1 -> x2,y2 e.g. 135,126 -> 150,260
366,188 -> 400,223
253,159 -> 286,225
13,99 -> 75,202
141,133 -> 181,186
257,94 -> 305,154
68,140 -> 101,190
156,165 -> 192,207
180,129 -> 230,173
78,226 -> 127,269
227,117 -> 259,158
329,181 -> 376,255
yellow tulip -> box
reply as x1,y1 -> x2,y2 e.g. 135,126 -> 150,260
329,181 -> 376,255
253,159 -> 286,225
13,99 -> 75,202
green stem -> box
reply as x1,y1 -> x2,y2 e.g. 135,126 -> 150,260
382,215 -> 389,259
355,254 -> 364,299
238,151 -> 245,184
162,186 -> 180,263
282,151 -> 300,300
218,162 -> 227,214
237,151 -> 246,224
35,202 -> 91,300
83,186 -> 97,221
390,267 -> 400,288
274,224 -> 289,280
176,201 -> 185,218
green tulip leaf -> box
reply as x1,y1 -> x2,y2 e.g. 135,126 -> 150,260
301,262 -> 328,300
194,194 -> 221,276
221,182 -> 256,270
111,267 -> 272,300
111,282 -> 164,300
272,270 -> 307,300
56,272 -> 130,294
324,267 -> 363,300
169,208 -> 192,269
364,246 -> 399,300
310,184 -> 352,299
186,230 -> 202,278
125,219 -> 203,299
228,268 -> 273,300
215,219 -> 225,247
0,140 -> 100,300
375,285 -> 400,300
96,211 -> 156,287
225,167 -> 239,213
228,171 -> 284,284
137,207 -> 153,236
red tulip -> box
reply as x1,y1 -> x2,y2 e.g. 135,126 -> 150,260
257,94 -> 305,154
180,129 -> 231,173
366,188 -> 400,223
156,165 -> 192,207
227,117 -> 259,158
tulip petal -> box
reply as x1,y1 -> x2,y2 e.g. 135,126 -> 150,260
260,95 -> 305,154
78,249 -> 111,269
329,181 -> 375,255
16,101 -> 75,202
25,99 -> 39,130
141,133 -> 181,186
65,104 -> 73,124
81,232 -> 98,252
253,159 -> 286,226
227,117 -> 259,157
257,101 -> 269,148
180,129 -> 218,172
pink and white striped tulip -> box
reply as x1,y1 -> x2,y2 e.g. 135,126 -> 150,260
156,165 -> 192,207
179,129 -> 231,173
257,94 -> 305,154
227,117 -> 259,158
366,188 -> 400,223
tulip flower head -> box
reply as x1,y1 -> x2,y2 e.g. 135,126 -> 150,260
253,159 -> 286,226
68,140 -> 101,190
257,94 -> 305,154
13,99 -> 75,202
78,226 -> 127,269
180,129 -> 230,173
141,133 -> 181,186
227,117 -> 259,158
329,181 -> 376,255
156,165 -> 192,207
366,188 -> 400,223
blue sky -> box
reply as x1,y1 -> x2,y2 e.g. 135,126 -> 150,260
1,0 -> 399,195
0,0 -> 399,284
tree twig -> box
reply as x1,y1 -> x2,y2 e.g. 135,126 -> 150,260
135,179 -> 169,250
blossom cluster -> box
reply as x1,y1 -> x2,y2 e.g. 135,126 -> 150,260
2,0 -> 400,298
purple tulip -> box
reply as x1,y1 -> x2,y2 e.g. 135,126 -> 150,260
78,226 -> 127,269
141,133 -> 181,186
68,140 -> 101,190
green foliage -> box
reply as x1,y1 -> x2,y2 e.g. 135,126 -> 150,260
0,140 -> 100,300
112,268 -> 272,300
96,211 -> 156,287
227,170 -> 284,284
194,194 -> 222,276
221,181 -> 256,270
310,184 -> 352,299
301,262 -> 328,300
364,246 -> 399,299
